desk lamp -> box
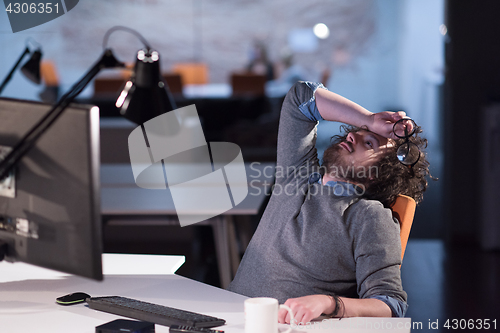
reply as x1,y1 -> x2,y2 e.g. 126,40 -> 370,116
0,39 -> 42,95
0,26 -> 175,181
116,49 -> 177,125
103,26 -> 176,125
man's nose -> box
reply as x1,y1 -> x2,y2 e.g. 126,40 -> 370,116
347,132 -> 357,144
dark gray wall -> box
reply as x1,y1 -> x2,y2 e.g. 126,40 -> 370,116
444,0 -> 500,246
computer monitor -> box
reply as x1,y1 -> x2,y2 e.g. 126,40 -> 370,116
0,97 -> 103,280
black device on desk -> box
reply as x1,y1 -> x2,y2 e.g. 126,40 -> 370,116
86,296 -> 226,328
96,319 -> 155,333
0,97 -> 102,280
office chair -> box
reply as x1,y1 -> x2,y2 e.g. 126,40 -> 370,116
93,71 -> 182,97
390,194 -> 416,262
172,63 -> 208,84
93,77 -> 126,96
162,73 -> 183,95
320,68 -> 330,86
230,72 -> 266,96
38,60 -> 60,103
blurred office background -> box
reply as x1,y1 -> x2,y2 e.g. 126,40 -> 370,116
1,0 -> 499,331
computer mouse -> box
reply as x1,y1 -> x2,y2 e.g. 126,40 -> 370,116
56,292 -> 91,306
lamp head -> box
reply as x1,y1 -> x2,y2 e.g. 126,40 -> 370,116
116,49 -> 175,125
20,49 -> 42,84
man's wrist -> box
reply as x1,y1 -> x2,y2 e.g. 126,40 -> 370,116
366,113 -> 376,133
324,294 -> 341,317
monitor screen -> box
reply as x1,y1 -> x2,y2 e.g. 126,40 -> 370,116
0,97 -> 102,280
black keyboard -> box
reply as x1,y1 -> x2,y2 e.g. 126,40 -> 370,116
86,296 -> 226,328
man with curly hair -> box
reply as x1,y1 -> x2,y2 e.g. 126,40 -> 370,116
228,81 -> 432,324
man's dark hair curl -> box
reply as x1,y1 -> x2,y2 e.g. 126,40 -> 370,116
326,124 -> 434,208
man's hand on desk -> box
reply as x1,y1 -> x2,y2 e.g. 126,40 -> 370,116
278,294 -> 395,323
278,294 -> 335,325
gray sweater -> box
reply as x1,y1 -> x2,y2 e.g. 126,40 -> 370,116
228,82 -> 407,316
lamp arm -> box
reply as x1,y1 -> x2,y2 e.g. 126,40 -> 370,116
0,49 -> 123,180
102,26 -> 152,50
0,47 -> 30,95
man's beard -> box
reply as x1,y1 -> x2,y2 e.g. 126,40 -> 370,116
321,142 -> 374,184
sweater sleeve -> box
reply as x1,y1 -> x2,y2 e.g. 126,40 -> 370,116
347,200 -> 408,313
276,81 -> 326,185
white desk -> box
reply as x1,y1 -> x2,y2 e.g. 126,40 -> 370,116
182,84 -> 232,99
0,264 -> 244,333
0,254 -> 185,284
102,254 -> 185,276
0,261 -> 411,333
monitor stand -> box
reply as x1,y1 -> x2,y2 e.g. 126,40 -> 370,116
0,240 -> 7,261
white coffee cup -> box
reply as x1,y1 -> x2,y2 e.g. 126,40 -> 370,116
244,297 -> 295,333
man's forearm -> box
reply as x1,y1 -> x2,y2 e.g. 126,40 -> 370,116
315,88 -> 375,128
279,294 -> 393,324
337,297 -> 392,318
315,87 -> 408,139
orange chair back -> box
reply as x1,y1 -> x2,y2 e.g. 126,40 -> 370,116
172,63 -> 208,85
390,194 -> 416,262
40,61 -> 59,86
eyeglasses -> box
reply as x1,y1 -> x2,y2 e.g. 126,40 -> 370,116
392,118 -> 420,167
